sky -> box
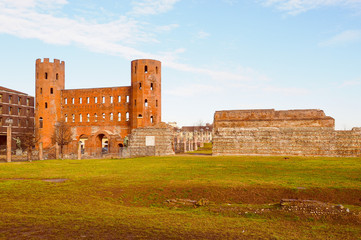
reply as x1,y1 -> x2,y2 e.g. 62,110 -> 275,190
0,0 -> 360,129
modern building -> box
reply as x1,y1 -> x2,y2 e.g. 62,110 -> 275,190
0,86 -> 35,151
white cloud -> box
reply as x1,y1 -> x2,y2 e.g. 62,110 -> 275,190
155,23 -> 179,32
223,0 -> 238,5
261,0 -> 361,15
130,0 -> 180,16
196,31 -> 210,39
319,30 -> 361,47
0,0 -> 269,86
340,79 -> 361,87
0,0 -> 68,10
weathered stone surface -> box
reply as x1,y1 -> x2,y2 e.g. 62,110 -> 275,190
214,109 -> 335,128
213,109 -> 361,157
127,122 -> 174,157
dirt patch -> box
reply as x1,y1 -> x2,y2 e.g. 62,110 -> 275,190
42,179 -> 68,183
104,185 -> 361,207
1,178 -> 68,183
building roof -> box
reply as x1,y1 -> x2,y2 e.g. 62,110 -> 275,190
0,86 -> 32,96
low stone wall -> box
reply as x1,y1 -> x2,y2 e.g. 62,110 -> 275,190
213,109 -> 361,157
126,123 -> 174,158
213,127 -> 361,157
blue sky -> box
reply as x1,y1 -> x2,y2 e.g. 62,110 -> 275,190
0,0 -> 360,129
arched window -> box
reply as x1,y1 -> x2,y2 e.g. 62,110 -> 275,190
102,96 -> 105,103
134,65 -> 137,74
118,113 -> 121,121
156,66 -> 158,74
150,83 -> 153,91
144,65 -> 148,73
139,83 -> 142,90
79,114 -> 82,122
45,72 -> 48,79
79,98 -> 82,104
94,113 -> 98,122
126,112 -> 129,121
39,117 -> 43,128
156,100 -> 158,107
87,113 -> 90,122
151,116 -> 154,123
118,96 -> 121,102
144,99 -> 148,107
50,88 -> 53,94
40,88 -> 42,94
45,102 -> 48,109
138,114 -> 143,118
72,114 -> 75,122
102,113 -> 105,120
110,113 -> 113,121
65,114 -> 68,122
64,98 -> 67,104
110,96 -> 113,103
56,73 -> 59,80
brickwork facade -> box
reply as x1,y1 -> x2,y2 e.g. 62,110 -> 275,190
35,58 -> 161,157
213,109 -> 361,157
0,86 -> 34,150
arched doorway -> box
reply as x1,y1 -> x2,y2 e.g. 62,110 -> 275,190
118,143 -> 124,153
97,134 -> 109,154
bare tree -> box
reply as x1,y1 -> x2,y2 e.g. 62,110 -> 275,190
195,120 -> 205,127
20,127 -> 38,162
51,121 -> 72,159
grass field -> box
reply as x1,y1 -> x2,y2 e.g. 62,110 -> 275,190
0,155 -> 360,239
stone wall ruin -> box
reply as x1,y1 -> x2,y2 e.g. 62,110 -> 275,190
213,109 -> 361,157
122,122 -> 175,158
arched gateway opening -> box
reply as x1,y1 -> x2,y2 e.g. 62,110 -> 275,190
79,135 -> 88,154
97,134 -> 109,154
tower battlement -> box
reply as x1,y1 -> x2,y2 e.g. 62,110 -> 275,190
36,58 -> 65,66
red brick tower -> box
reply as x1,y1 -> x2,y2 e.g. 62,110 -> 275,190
130,59 -> 161,129
35,58 -> 65,148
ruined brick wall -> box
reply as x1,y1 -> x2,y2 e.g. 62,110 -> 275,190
214,109 -> 335,128
213,109 -> 361,157
127,123 -> 174,158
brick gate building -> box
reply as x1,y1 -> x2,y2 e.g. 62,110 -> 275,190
35,58 -> 161,156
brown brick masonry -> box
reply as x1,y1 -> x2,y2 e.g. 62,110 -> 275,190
213,109 -> 361,157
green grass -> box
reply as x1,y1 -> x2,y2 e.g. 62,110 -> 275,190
187,142 -> 212,154
0,155 -> 360,239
